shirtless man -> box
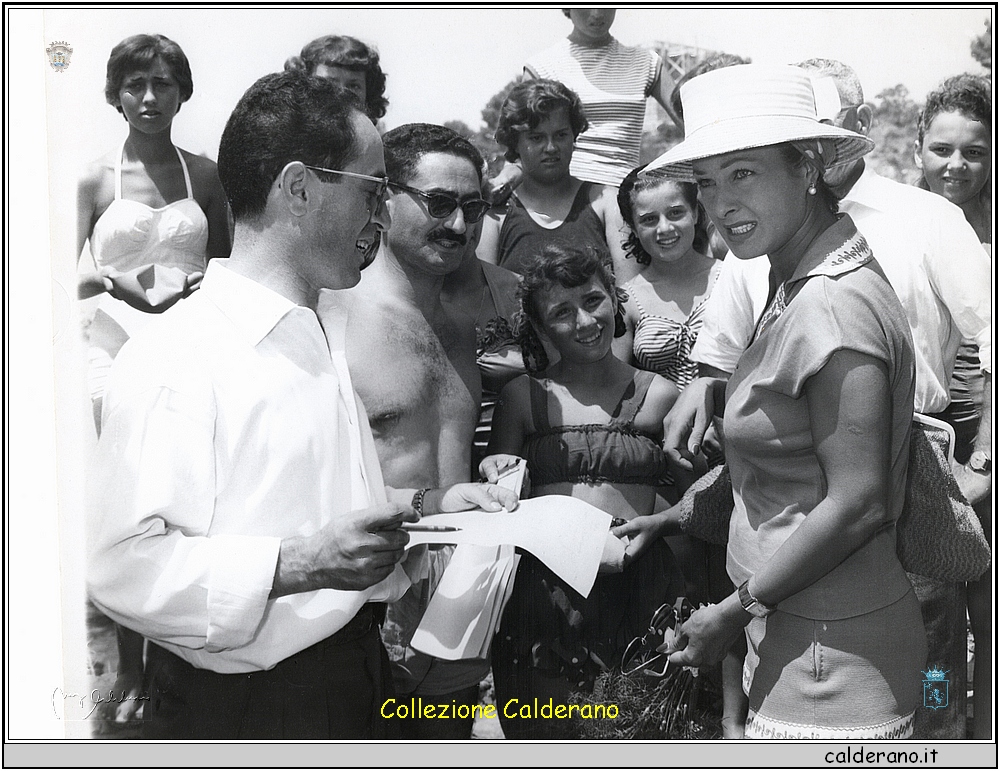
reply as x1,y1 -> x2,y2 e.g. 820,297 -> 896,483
327,124 -> 494,739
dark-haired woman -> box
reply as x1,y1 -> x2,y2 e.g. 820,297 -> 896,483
284,34 -> 388,124
614,168 -> 720,392
77,34 -> 230,429
477,78 -> 628,279
645,63 -> 924,739
481,243 -> 684,738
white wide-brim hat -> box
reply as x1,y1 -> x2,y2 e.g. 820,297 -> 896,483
644,64 -> 874,181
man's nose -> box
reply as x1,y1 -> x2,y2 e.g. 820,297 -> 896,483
444,206 -> 467,233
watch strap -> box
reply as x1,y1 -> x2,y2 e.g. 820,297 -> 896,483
738,579 -> 776,618
411,488 -> 430,517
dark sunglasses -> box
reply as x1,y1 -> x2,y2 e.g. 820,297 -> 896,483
389,181 -> 491,223
620,597 -> 696,678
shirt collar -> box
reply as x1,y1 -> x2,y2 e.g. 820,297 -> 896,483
841,162 -> 879,206
199,259 -> 302,346
787,213 -> 873,288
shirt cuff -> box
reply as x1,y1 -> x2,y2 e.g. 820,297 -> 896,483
205,534 -> 281,652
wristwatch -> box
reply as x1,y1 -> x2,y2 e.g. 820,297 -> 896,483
969,451 -> 991,474
738,579 -> 777,619
411,488 -> 430,517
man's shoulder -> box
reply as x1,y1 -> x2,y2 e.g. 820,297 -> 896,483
848,171 -> 968,221
114,294 -> 233,376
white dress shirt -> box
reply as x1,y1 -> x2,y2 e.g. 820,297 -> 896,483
87,260 -> 412,673
692,164 -> 992,413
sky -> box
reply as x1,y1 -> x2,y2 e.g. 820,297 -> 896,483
4,3 -> 996,753
39,5 -> 992,164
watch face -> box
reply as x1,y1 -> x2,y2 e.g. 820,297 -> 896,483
970,451 -> 991,472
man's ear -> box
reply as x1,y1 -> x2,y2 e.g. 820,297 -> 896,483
276,161 -> 310,216
854,104 -> 874,137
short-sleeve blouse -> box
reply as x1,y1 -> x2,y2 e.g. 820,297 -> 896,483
723,216 -> 916,620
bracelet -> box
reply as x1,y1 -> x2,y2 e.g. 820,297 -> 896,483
411,488 -> 430,517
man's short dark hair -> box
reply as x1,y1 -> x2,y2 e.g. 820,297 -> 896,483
495,79 -> 589,163
218,70 -> 361,222
382,123 -> 485,188
105,34 -> 194,114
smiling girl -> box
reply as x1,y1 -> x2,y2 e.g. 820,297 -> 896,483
614,168 -> 720,391
915,71 -> 992,739
915,73 -> 992,245
482,243 -> 683,738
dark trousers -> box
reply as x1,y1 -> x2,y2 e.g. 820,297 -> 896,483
397,684 -> 481,740
143,603 -> 400,739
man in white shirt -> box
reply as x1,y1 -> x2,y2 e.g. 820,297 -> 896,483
86,71 -> 515,739
665,59 -> 991,740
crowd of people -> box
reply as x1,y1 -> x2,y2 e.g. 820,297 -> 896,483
80,10 -> 991,742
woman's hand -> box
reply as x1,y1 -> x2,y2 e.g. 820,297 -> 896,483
612,509 -> 679,566
104,265 -> 201,313
666,593 -> 750,669
479,454 -> 524,483
485,162 -> 524,207
662,376 -> 726,471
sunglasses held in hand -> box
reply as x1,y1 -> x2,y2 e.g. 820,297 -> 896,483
620,597 -> 697,678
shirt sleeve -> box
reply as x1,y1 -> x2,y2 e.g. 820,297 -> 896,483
765,275 -> 898,399
923,210 -> 992,373
691,254 -> 766,374
645,46 -> 663,96
86,382 -> 279,653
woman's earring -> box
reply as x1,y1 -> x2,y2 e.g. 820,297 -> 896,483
808,184 -> 817,195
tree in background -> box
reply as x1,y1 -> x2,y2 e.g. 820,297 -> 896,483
448,78 -> 519,179
970,16 -> 992,73
867,84 -> 922,184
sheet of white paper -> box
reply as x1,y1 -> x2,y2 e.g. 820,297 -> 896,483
410,544 -> 517,660
404,495 -> 610,596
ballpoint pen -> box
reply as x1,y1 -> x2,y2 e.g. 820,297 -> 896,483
401,524 -> 463,532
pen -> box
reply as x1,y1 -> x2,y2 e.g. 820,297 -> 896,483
402,524 -> 463,532
497,461 -> 524,477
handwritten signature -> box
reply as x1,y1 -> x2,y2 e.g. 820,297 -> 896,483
51,687 -> 148,720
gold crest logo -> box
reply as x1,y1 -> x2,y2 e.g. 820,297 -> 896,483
46,41 -> 73,73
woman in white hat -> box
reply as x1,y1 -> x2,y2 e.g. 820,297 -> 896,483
645,64 -> 925,739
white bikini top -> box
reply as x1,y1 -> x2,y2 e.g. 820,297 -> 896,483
90,144 -> 209,276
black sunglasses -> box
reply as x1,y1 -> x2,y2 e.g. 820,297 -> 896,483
389,181 -> 491,223
620,597 -> 696,678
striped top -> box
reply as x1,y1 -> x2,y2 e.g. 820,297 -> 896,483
627,271 -> 718,390
526,37 -> 661,187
